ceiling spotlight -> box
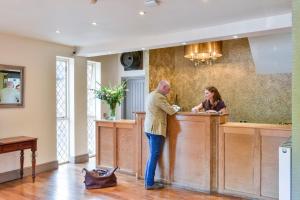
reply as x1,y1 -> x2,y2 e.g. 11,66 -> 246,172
181,42 -> 187,45
141,47 -> 146,50
91,22 -> 97,26
56,30 -> 61,34
139,11 -> 146,16
233,35 -> 239,39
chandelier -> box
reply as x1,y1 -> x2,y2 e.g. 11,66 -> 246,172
90,0 -> 98,4
184,41 -> 222,66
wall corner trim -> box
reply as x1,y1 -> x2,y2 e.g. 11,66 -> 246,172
70,154 -> 89,164
0,160 -> 58,183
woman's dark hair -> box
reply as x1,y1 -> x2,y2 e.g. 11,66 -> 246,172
205,86 -> 222,102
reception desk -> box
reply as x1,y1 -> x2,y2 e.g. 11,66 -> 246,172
218,122 -> 291,199
96,112 -> 227,191
95,113 -> 291,199
95,120 -> 137,175
136,112 -> 227,192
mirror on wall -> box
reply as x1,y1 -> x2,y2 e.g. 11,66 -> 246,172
0,64 -> 24,108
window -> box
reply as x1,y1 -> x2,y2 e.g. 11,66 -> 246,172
56,57 -> 71,164
87,61 -> 101,157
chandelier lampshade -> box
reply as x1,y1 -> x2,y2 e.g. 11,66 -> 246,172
184,41 -> 222,65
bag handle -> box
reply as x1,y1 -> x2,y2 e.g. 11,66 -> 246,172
82,168 -> 88,175
105,167 -> 118,176
111,166 -> 118,174
82,167 -> 118,176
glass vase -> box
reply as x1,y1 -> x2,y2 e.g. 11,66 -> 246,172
109,104 -> 116,120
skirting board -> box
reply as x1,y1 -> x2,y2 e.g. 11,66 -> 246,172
70,154 -> 89,164
0,160 -> 58,184
117,169 -> 135,176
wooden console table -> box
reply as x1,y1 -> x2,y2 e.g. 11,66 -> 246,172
0,136 -> 37,182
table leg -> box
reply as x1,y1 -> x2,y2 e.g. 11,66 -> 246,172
31,149 -> 36,182
20,150 -> 24,179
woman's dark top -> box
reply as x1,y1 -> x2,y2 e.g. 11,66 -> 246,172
202,99 -> 226,112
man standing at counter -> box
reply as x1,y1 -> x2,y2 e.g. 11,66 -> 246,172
144,80 -> 180,190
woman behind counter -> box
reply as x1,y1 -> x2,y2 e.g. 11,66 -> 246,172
192,86 -> 227,114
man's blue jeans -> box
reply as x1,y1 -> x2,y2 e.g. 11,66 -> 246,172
144,132 -> 164,187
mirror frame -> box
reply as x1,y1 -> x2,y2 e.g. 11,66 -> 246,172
0,64 -> 25,108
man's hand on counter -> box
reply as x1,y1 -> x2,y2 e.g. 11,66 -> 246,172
206,110 -> 218,113
191,107 -> 198,113
172,105 -> 181,112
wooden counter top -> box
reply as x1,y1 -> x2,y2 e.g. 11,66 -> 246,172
177,112 -> 227,116
220,122 -> 291,130
135,111 -> 229,117
95,119 -> 136,124
95,119 -> 136,129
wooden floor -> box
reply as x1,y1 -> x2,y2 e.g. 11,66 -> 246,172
0,159 -> 244,200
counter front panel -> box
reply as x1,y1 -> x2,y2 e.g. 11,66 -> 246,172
218,123 -> 291,199
95,115 -> 291,200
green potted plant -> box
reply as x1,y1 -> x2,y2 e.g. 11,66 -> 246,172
94,81 -> 127,120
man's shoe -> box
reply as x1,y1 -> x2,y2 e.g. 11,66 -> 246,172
145,183 -> 164,190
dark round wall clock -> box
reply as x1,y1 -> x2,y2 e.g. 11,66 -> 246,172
120,51 -> 143,71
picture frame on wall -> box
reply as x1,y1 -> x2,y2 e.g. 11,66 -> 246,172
0,64 -> 25,108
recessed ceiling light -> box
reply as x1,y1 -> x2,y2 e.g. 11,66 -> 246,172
139,11 -> 146,16
181,42 -> 187,45
91,22 -> 97,26
141,48 -> 146,50
108,51 -> 113,54
55,30 -> 61,34
233,35 -> 239,39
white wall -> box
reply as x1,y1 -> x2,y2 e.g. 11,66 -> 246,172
0,33 -> 74,173
70,56 -> 88,158
89,54 -> 120,118
249,32 -> 292,74
90,51 -> 147,119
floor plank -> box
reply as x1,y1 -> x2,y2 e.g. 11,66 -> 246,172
0,159 -> 244,200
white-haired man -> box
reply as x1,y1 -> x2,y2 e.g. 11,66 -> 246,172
0,81 -> 20,103
144,80 -> 180,190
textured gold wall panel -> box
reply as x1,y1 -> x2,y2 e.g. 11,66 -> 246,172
149,38 -> 291,123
